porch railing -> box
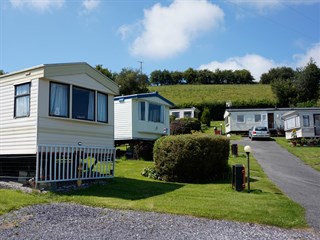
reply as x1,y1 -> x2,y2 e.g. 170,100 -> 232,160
36,145 -> 115,184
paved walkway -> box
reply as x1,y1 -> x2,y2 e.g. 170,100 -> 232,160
232,138 -> 320,231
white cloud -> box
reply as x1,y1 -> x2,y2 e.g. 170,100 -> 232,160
199,43 -> 320,81
10,0 -> 65,11
126,0 -> 224,59
199,54 -> 276,81
293,43 -> 320,68
81,0 -> 100,14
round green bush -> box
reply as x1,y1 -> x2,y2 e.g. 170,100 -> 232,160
153,134 -> 230,183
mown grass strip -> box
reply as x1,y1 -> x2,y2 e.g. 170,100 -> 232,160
0,145 -> 306,229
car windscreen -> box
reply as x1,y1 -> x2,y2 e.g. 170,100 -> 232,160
256,127 -> 267,131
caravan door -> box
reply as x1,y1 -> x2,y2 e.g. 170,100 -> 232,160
268,113 -> 274,129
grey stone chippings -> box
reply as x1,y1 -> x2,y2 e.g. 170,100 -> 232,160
0,203 -> 319,240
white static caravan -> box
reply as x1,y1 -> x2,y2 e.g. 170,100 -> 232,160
114,92 -> 174,142
282,108 -> 320,139
0,63 -> 119,184
169,107 -> 200,119
224,108 -> 296,134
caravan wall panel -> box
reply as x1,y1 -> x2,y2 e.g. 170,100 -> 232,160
0,70 -> 42,154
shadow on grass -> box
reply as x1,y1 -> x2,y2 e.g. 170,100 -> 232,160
60,177 -> 184,200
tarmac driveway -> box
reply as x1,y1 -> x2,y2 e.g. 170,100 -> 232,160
232,138 -> 320,231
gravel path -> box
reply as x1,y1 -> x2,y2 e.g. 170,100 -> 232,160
0,203 -> 319,240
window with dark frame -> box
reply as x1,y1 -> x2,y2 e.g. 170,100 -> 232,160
14,82 -> 30,118
138,101 -> 146,121
72,86 -> 95,121
97,92 -> 108,123
148,103 -> 163,123
49,82 -> 69,118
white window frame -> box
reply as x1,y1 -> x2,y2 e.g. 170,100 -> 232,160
254,114 -> 261,122
302,115 -> 310,127
237,114 -> 245,123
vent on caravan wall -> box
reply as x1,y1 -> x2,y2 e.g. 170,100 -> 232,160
226,101 -> 232,108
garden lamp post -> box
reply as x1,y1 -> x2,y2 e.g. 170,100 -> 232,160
244,145 -> 252,193
220,123 -> 223,135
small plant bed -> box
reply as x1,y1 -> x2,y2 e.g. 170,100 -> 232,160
274,137 -> 320,171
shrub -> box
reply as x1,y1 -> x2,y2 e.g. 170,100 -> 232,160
170,118 -> 201,135
153,134 -> 230,183
201,107 -> 211,126
133,141 -> 154,161
141,167 -> 159,179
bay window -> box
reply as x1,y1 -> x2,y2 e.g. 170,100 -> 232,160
49,82 -> 108,123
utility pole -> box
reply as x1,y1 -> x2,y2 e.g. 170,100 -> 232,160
138,61 -> 143,75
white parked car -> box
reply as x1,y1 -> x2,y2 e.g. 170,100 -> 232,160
248,126 -> 270,140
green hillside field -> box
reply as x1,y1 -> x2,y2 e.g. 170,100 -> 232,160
149,84 -> 276,106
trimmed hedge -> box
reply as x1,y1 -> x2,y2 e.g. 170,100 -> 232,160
153,134 -> 230,183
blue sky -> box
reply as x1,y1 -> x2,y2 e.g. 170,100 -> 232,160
1,0 -> 319,81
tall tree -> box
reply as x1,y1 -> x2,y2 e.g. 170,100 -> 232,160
197,69 -> 213,84
95,64 -> 115,80
150,70 -> 162,86
183,68 -> 198,84
170,71 -> 184,84
295,59 -> 320,103
271,78 -> 297,107
0,70 -> 5,75
234,69 -> 254,84
115,68 -> 149,95
260,67 -> 295,84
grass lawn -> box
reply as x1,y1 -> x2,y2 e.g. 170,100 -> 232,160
0,146 -> 306,229
274,137 -> 320,171
149,84 -> 276,106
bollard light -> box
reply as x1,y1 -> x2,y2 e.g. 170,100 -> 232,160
244,145 -> 252,192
